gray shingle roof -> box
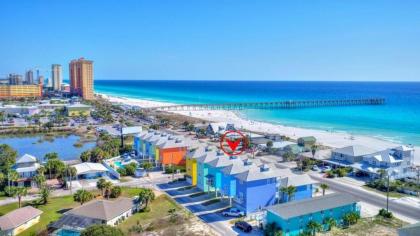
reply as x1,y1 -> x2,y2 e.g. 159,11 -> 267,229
67,198 -> 133,221
0,206 -> 43,231
266,193 -> 358,220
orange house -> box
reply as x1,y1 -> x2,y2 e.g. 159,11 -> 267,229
158,138 -> 188,166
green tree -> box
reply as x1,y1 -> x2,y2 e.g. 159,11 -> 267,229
103,181 -> 113,199
0,144 -> 17,171
91,148 -> 106,163
281,185 -> 297,202
14,187 -> 28,208
110,186 -> 122,198
306,220 -> 322,236
40,186 -> 51,204
138,188 -> 155,209
141,162 -> 153,176
34,174 -> 46,188
64,166 -> 77,193
96,178 -> 107,196
44,152 -> 59,161
81,225 -> 125,236
324,217 -> 336,231
73,189 -> 94,205
124,163 -> 137,176
264,222 -> 282,236
80,150 -> 91,162
343,212 -> 360,226
320,183 -> 329,196
46,158 -> 65,179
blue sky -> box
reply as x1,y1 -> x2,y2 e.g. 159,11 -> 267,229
1,0 -> 420,81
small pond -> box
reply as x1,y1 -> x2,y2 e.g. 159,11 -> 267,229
0,134 -> 96,161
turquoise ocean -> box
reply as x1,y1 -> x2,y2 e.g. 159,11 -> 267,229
94,80 -> 420,145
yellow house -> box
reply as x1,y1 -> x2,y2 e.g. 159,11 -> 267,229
0,206 -> 43,235
65,103 -> 92,117
186,145 -> 212,186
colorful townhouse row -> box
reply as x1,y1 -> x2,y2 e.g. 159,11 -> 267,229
186,145 -> 316,214
133,130 -> 199,166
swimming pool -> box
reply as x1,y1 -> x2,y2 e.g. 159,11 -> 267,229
114,161 -> 123,168
54,229 -> 80,236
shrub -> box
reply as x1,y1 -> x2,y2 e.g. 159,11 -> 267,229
110,186 -> 122,198
117,168 -> 127,176
378,208 -> 393,218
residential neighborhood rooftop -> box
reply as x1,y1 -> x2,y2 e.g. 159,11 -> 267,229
67,198 -> 133,221
0,206 -> 43,231
266,193 -> 358,220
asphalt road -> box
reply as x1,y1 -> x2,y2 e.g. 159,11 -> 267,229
310,174 -> 420,221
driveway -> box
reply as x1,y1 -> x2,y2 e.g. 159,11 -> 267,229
158,181 -> 263,236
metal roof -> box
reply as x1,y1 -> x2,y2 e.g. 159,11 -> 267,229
266,193 -> 358,220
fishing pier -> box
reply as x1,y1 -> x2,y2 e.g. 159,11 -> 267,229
144,98 -> 385,111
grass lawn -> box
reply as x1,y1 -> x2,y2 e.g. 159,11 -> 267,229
0,195 -> 79,236
118,194 -> 182,234
0,187 -> 147,236
325,216 -> 406,236
362,186 -> 407,198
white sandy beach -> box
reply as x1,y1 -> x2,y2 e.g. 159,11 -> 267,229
99,93 -> 420,165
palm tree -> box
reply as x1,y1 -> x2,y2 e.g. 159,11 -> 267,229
323,217 -> 336,231
73,189 -> 94,205
63,166 -> 77,193
15,187 -> 28,208
37,166 -> 46,176
306,220 -> 322,236
103,181 -> 113,199
34,174 -> 46,188
280,185 -> 297,202
96,178 -> 107,196
320,183 -> 329,196
142,162 -> 153,176
138,188 -> 155,209
311,145 -> 318,158
40,186 -> 51,204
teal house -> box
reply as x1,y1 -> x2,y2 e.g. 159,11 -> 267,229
265,193 -> 360,236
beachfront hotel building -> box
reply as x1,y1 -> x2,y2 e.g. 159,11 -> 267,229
0,84 -> 42,98
69,58 -> 94,100
51,64 -> 62,91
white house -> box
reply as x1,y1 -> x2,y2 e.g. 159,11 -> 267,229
12,154 -> 41,187
50,198 -> 136,234
328,145 -> 416,180
362,146 -> 415,179
0,206 -> 43,236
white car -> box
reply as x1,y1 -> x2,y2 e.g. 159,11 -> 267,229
312,165 -> 320,171
222,208 -> 245,217
321,166 -> 332,173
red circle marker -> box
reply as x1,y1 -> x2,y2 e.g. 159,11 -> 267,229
219,130 -> 247,156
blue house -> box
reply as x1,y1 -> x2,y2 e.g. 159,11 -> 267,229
206,155 -> 237,197
279,174 -> 315,202
196,151 -> 223,192
233,164 -> 281,214
220,158 -> 261,204
265,193 -> 360,236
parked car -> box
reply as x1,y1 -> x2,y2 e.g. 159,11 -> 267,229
321,166 -> 331,173
235,221 -> 252,232
222,208 -> 245,217
312,165 -> 320,171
